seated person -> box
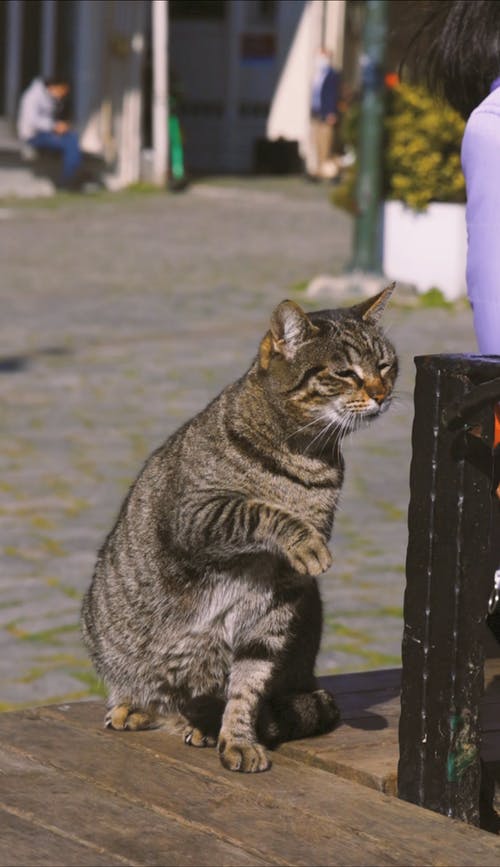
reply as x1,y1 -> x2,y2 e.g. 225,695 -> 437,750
17,75 -> 83,189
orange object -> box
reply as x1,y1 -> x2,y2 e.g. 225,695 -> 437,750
495,404 -> 500,447
384,72 -> 400,89
495,405 -> 500,500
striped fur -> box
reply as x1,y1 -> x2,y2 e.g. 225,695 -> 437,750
81,286 -> 398,772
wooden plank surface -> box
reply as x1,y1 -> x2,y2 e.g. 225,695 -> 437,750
0,805 -> 129,867
0,746 -> 264,867
1,695 -> 500,866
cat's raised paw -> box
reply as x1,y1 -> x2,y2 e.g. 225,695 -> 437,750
218,737 -> 271,773
184,726 -> 217,748
105,704 -> 158,731
287,532 -> 332,576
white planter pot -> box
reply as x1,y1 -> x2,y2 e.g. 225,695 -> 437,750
383,200 -> 467,301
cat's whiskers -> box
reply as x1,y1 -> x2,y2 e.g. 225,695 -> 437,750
382,321 -> 397,339
303,413 -> 336,454
286,410 -> 342,454
312,404 -> 362,455
333,415 -> 350,449
387,390 -> 408,410
315,417 -> 340,455
331,409 -> 359,454
305,408 -> 351,457
283,416 -> 323,443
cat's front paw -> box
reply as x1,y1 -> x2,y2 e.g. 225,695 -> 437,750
218,735 -> 271,773
184,726 -> 217,748
287,532 -> 332,576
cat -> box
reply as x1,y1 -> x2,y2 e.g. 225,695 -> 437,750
81,285 -> 398,773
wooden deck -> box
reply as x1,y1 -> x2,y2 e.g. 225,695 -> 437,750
1,667 -> 500,867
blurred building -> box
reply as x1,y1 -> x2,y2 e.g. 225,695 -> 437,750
0,0 -> 149,187
0,0 -> 418,187
169,0 -> 345,174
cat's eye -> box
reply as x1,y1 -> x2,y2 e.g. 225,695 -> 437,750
307,365 -> 328,379
336,369 -> 363,385
378,362 -> 392,376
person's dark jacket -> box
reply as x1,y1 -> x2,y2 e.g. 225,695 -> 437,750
312,68 -> 339,121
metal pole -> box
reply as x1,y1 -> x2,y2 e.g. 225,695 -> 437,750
350,0 -> 388,274
223,0 -> 244,172
5,0 -> 23,119
41,0 -> 57,79
152,0 -> 169,187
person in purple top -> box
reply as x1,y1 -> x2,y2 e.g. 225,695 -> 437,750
462,76 -> 500,356
409,0 -> 500,358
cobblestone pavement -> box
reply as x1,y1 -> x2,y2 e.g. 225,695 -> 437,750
0,177 -> 476,709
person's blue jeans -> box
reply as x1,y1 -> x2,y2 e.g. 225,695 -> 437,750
28,130 -> 82,186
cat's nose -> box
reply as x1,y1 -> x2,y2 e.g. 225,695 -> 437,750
365,382 -> 386,404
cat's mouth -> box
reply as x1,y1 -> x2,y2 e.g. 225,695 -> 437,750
358,395 -> 393,422
302,395 -> 392,451
340,396 -> 393,429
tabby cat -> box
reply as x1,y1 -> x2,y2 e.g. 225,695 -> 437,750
81,285 -> 398,773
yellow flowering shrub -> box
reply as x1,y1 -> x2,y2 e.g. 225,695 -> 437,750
385,83 -> 465,210
332,82 -> 466,213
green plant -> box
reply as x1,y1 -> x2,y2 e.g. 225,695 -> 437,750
332,82 -> 466,213
418,287 -> 454,309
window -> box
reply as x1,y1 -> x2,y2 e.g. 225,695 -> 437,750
257,1 -> 277,22
170,1 -> 227,20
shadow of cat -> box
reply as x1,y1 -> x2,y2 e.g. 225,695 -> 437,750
318,668 -> 401,731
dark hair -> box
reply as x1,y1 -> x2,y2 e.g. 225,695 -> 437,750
404,0 -> 500,119
43,74 -> 69,88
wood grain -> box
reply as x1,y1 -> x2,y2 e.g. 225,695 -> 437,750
1,699 -> 500,867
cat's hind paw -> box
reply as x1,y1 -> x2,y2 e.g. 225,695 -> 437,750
218,736 -> 271,773
184,726 -> 217,748
105,704 -> 158,731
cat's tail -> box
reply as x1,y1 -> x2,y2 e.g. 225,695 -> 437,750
182,688 -> 340,748
258,688 -> 340,747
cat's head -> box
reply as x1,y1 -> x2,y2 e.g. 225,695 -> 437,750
258,284 -> 398,439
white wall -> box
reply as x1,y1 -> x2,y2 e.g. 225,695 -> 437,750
170,0 -> 335,174
76,0 -> 146,188
266,2 -> 311,153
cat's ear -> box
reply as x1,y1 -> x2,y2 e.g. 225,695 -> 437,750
260,300 -> 318,368
350,283 -> 395,324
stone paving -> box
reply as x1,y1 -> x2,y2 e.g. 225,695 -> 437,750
0,177 -> 477,710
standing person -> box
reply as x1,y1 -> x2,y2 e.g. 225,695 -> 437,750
17,75 -> 83,190
408,0 -> 500,359
309,48 -> 340,180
